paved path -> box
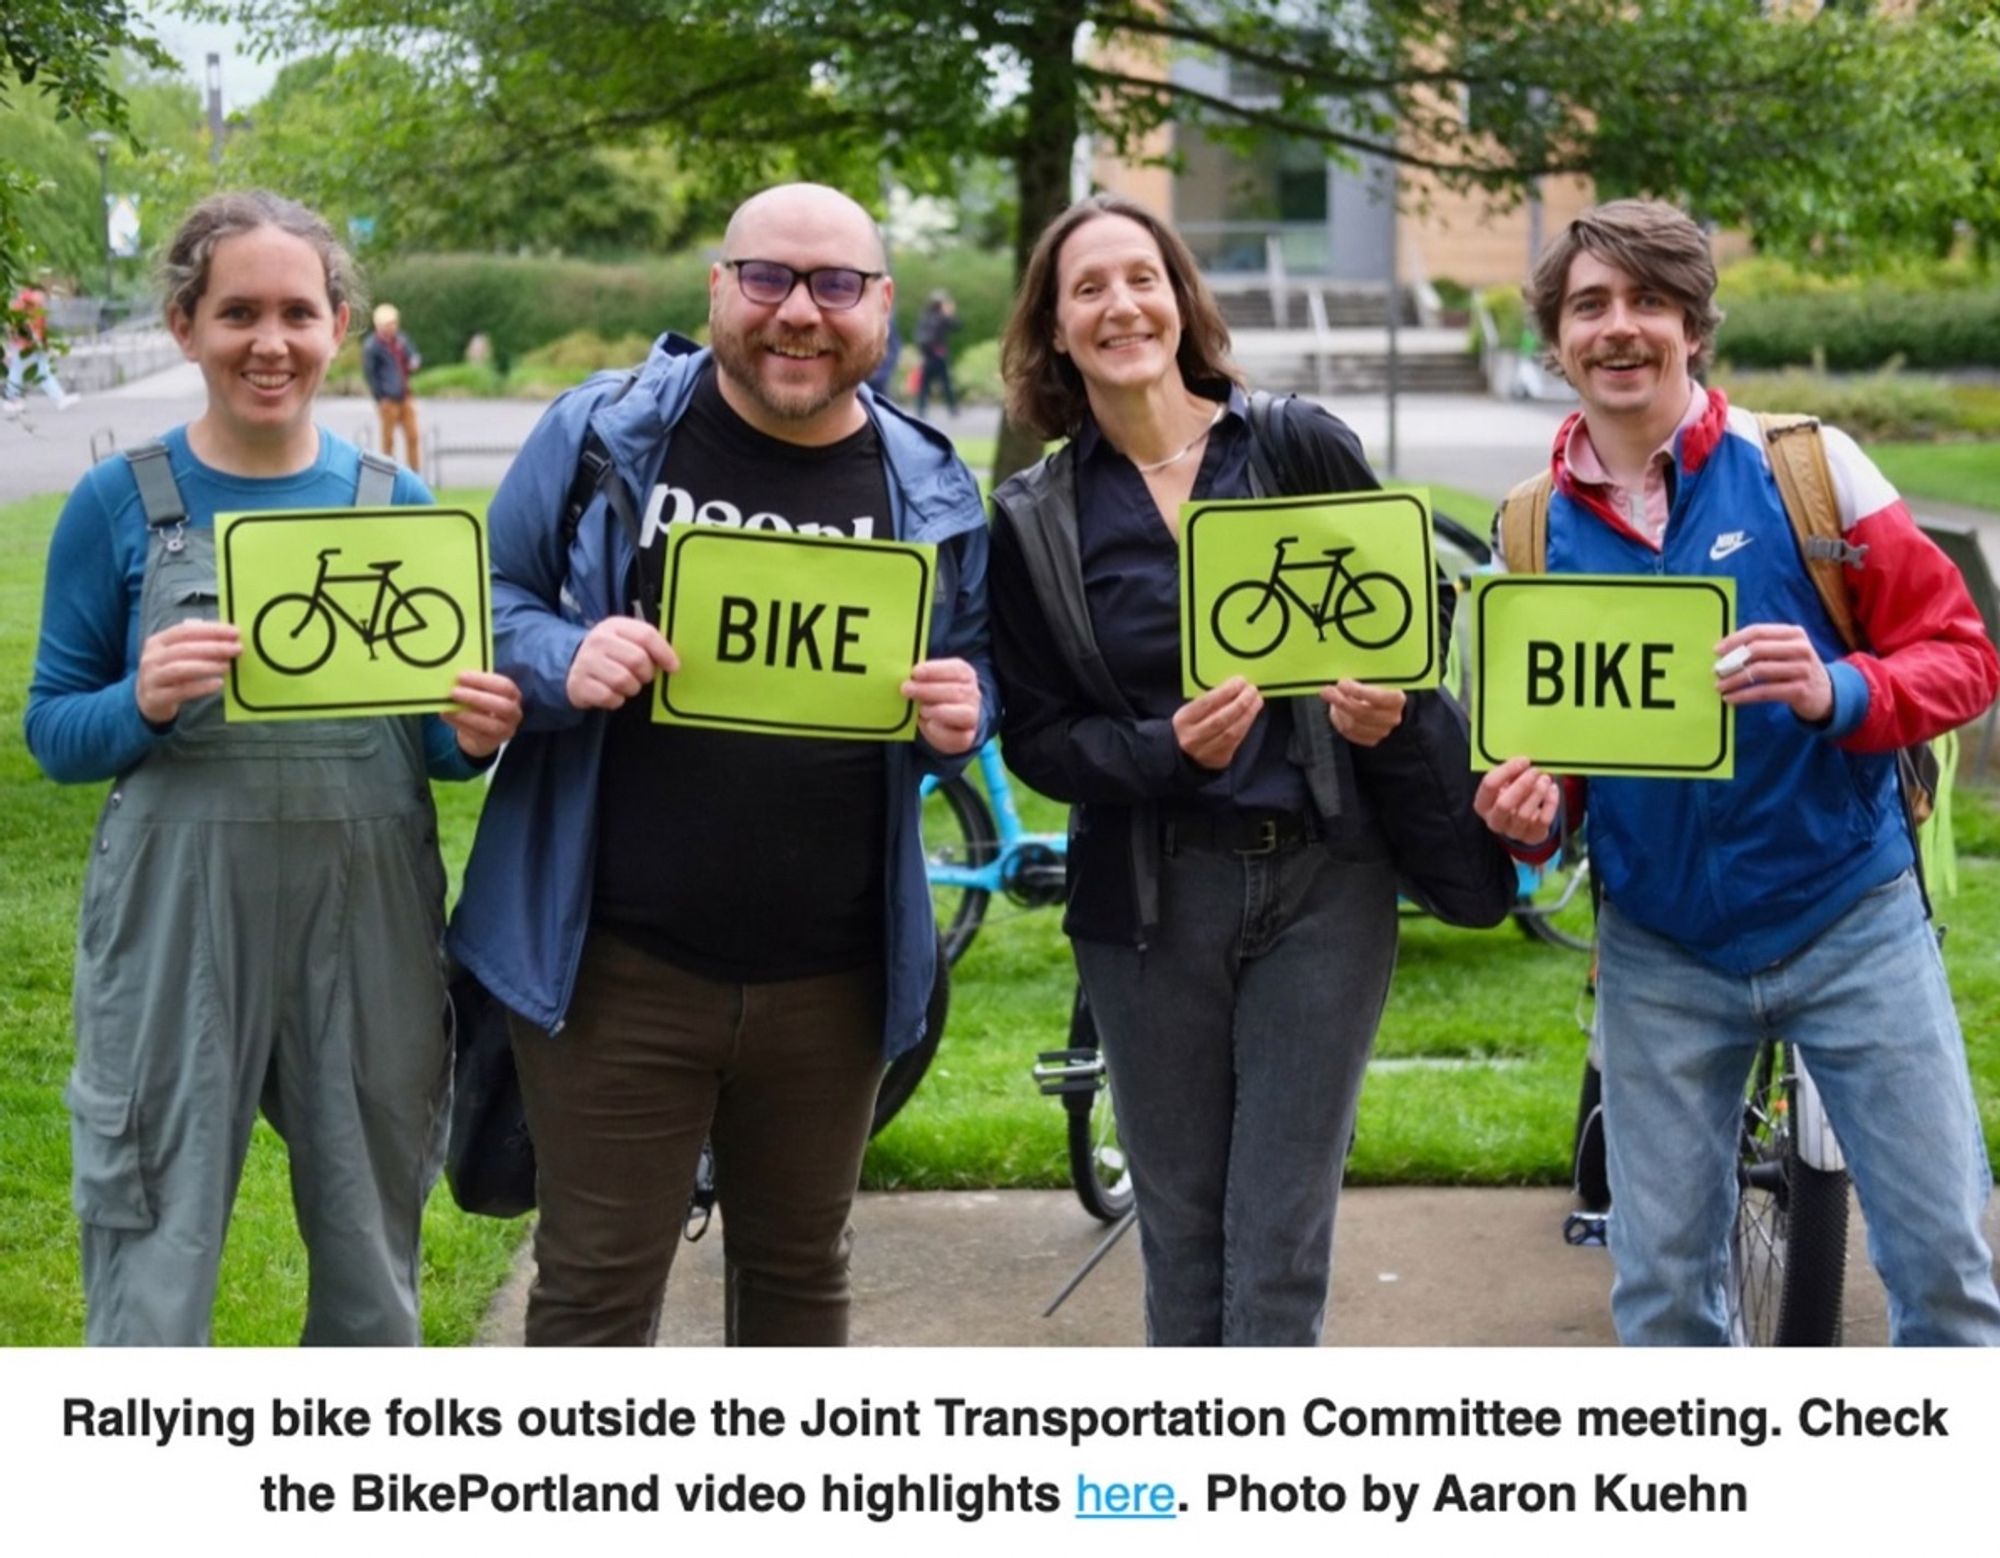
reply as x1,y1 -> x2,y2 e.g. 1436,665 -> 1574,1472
475,1185 -> 2000,1347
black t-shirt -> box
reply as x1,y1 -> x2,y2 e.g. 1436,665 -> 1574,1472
593,364 -> 892,982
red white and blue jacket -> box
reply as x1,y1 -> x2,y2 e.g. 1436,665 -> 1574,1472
1529,391 -> 1997,972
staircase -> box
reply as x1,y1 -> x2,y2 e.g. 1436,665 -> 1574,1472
1210,282 -> 1484,395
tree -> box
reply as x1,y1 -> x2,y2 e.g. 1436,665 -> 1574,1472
202,0 -> 2000,477
1,2 -> 174,335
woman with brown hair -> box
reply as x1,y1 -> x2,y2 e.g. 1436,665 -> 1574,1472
988,193 -> 1416,1345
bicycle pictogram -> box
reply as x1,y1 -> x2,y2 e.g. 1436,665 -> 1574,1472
251,547 -> 467,676
1210,534 -> 1414,660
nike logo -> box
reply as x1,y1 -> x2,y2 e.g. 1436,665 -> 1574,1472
1709,532 -> 1753,561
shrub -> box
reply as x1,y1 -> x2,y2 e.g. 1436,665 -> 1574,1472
951,338 -> 1003,406
887,247 -> 1015,357
417,361 -> 508,398
1718,289 -> 2000,372
1707,365 -> 1964,442
365,253 -> 712,368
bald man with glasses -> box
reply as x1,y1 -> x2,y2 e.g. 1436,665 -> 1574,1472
451,183 -> 995,1346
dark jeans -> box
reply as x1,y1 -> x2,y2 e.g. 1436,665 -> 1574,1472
510,932 -> 885,1346
916,350 -> 955,416
1073,838 -> 1398,1345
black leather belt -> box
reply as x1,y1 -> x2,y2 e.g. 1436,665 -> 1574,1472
1161,809 -> 1320,857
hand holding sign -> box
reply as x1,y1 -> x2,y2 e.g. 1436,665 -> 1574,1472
137,620 -> 242,725
1475,755 -> 1563,846
903,658 -> 982,756
1714,623 -> 1833,724
1322,679 -> 1406,747
443,669 -> 525,758
1174,676 -> 1265,770
567,617 -> 680,711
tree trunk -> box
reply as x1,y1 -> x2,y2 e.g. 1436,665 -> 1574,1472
992,8 -> 1085,490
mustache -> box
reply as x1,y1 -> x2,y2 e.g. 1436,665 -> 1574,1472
756,328 -> 837,354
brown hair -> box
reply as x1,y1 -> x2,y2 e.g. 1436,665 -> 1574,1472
158,190 -> 363,326
1527,199 -> 1723,375
1001,193 -> 1242,440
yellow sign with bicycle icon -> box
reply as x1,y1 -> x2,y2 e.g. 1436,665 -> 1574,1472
217,506 -> 492,719
1179,488 -> 1443,694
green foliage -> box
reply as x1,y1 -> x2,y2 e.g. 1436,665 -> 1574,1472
886,247 -> 1016,357
361,252 -> 711,368
950,338 -> 1003,407
1718,252 -> 1996,303
1719,289 -> 2000,373
1708,366 -> 1967,443
1864,441 -> 2000,513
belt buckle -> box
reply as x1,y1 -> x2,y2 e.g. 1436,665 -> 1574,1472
1238,818 -> 1280,856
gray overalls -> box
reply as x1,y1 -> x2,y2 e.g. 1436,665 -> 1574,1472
65,444 -> 452,1345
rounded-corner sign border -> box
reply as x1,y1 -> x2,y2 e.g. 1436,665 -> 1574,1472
218,505 -> 492,717
657,527 -> 935,740
1472,574 -> 1734,777
1180,489 -> 1441,693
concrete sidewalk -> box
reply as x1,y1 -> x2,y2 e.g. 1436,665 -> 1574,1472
474,1185 -> 2000,1347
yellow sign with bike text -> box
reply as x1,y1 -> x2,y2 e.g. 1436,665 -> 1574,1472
657,526 -> 936,740
1179,489 -> 1442,695
217,507 -> 492,720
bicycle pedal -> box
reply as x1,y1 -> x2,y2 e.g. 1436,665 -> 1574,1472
1563,1210 -> 1610,1247
1032,1047 -> 1105,1096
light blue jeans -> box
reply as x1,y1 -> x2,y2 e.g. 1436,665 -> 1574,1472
1599,871 -> 2000,1345
1073,839 -> 1398,1346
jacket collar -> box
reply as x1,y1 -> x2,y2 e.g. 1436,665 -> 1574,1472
1548,386 -> 1732,540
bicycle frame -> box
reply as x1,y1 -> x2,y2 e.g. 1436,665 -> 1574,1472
305,547 -> 411,648
920,739 -> 1065,896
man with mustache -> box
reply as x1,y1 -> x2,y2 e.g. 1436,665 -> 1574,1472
1479,200 -> 2000,1345
451,183 -> 994,1345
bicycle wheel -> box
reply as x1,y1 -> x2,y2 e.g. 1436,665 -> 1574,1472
1514,847 -> 1595,953
1572,1055 -> 1610,1211
251,592 -> 337,675
1211,580 -> 1288,659
923,776 -> 996,965
871,933 -> 949,1137
1729,1040 -> 1849,1346
1064,987 -> 1134,1222
384,586 -> 467,668
1332,569 -> 1413,650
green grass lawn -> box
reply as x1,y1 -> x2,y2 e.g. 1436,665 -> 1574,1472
1864,442 -> 2000,513
5,470 -> 1998,1344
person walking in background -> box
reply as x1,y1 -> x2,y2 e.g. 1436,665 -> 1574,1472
362,301 -> 422,469
914,289 -> 960,417
23,190 -> 521,1345
987,193 -> 1446,1346
3,286 -> 79,415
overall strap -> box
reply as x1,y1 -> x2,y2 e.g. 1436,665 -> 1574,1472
125,442 -> 187,528
355,449 -> 398,507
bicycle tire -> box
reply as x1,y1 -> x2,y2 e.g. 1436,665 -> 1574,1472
924,776 -> 996,965
384,586 -> 467,668
251,592 -> 337,675
1332,569 -> 1413,651
871,933 -> 949,1136
1514,850 -> 1595,953
1729,1040 -> 1849,1346
1211,580 -> 1289,659
1572,1056 -> 1610,1212
1063,986 -> 1134,1222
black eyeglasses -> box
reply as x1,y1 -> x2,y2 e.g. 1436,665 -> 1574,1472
725,259 -> 884,312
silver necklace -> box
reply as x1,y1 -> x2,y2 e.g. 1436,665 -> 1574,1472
1131,404 -> 1225,474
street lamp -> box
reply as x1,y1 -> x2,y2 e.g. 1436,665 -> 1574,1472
85,130 -> 115,306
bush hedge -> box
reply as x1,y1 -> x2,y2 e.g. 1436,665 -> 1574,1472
358,245 -> 1019,371
1707,366 -> 1969,442
1718,289 -> 2000,372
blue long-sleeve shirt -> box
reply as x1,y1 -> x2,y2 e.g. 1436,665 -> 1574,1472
25,425 -> 480,783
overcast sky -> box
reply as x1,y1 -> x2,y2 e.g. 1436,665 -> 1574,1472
142,3 -> 288,113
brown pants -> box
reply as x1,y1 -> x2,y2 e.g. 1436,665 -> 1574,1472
376,397 -> 420,471
510,932 -> 885,1346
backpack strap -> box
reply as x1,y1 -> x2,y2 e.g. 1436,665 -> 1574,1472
1497,471 -> 1553,574
125,442 -> 187,528
1244,389 -> 1287,499
355,449 -> 398,508
1758,412 -> 1861,653
559,368 -> 644,555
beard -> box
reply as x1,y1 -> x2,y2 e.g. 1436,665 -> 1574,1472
708,313 -> 888,426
